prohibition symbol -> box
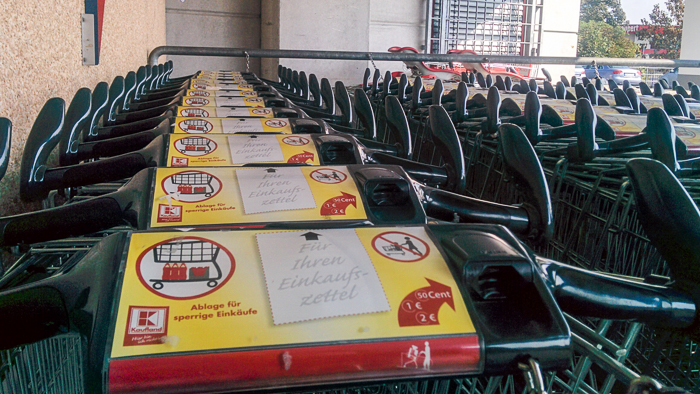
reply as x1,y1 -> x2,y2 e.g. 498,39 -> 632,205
252,108 -> 272,115
180,108 -> 209,117
246,98 -> 264,103
282,136 -> 309,146
372,231 -> 429,262
185,97 -> 210,106
310,168 -> 347,184
602,116 -> 626,127
677,128 -> 697,139
188,91 -> 210,97
266,119 -> 289,128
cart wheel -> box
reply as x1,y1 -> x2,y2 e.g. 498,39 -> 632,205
205,193 -> 212,197
180,150 -> 187,154
207,280 -> 218,288
153,281 -> 164,290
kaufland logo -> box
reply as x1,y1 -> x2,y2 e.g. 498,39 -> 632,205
124,306 -> 169,346
128,307 -> 167,334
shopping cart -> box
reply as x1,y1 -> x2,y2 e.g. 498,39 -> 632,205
150,239 -> 222,289
169,171 -> 215,197
381,244 -> 405,256
0,235 -> 111,394
180,119 -> 212,133
178,136 -> 214,154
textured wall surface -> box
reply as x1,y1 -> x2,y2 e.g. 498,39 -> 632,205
539,0 -> 581,79
165,0 -> 261,78
0,0 -> 165,215
279,0 -> 371,85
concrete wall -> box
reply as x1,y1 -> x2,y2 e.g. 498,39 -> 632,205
269,0 -> 426,85
261,0 -> 281,80
679,0 -> 700,82
539,0 -> 581,80
165,0 -> 261,78
277,0 -> 371,85
368,0 -> 427,73
0,0 -> 165,215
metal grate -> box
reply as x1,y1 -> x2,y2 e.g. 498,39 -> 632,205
427,0 -> 543,56
0,334 -> 84,394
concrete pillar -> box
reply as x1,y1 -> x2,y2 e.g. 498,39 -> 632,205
165,0 -> 261,78
261,0 -> 280,80
679,0 -> 700,85
368,0 -> 427,73
278,0 -> 371,85
539,0 -> 581,80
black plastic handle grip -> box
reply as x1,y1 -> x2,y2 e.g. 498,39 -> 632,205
353,88 -> 376,140
429,105 -> 467,194
499,124 -> 553,243
370,152 -> 447,187
0,195 -> 128,247
421,185 -> 529,234
384,95 -> 413,160
19,98 -> 65,202
538,257 -> 695,328
0,118 -> 11,181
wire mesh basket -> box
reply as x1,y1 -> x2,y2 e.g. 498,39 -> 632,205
0,333 -> 84,394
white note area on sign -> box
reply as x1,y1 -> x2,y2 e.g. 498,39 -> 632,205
236,167 -> 316,214
228,135 -> 284,163
257,229 -> 390,325
220,118 -> 265,133
215,97 -> 247,106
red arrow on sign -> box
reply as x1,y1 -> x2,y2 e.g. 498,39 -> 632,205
287,151 -> 315,163
320,192 -> 357,215
398,278 -> 455,327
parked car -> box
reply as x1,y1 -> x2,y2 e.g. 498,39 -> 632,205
574,65 -> 586,79
583,65 -> 642,85
661,67 -> 679,84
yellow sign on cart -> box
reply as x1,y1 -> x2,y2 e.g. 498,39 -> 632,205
172,117 -> 294,135
189,80 -> 255,91
180,96 -> 267,108
176,106 -> 275,118
166,134 -> 319,166
186,89 -> 260,98
150,166 -> 366,227
110,226 -> 475,358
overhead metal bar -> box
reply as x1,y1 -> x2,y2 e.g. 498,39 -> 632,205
148,46 -> 700,68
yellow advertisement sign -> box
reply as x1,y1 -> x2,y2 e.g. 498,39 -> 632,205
180,96 -> 266,108
197,71 -> 243,76
186,89 -> 260,98
176,106 -> 275,118
675,125 -> 700,150
166,134 -> 319,167
172,117 -> 293,135
688,104 -> 700,118
189,81 -> 254,91
150,166 -> 367,227
110,226 -> 475,358
640,97 -> 664,110
421,79 -> 460,93
547,103 -> 576,124
595,113 -> 647,134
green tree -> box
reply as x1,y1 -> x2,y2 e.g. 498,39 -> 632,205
636,0 -> 684,59
578,21 -> 639,58
580,0 -> 627,27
